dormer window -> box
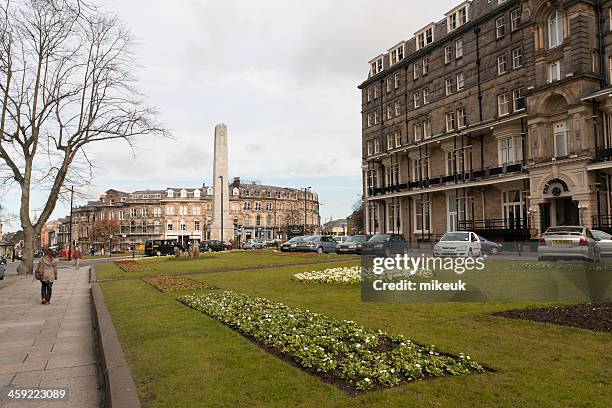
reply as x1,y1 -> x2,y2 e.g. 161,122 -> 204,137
447,3 -> 469,32
415,25 -> 434,50
180,189 -> 187,198
207,187 -> 213,196
166,189 -> 174,198
389,43 -> 405,66
369,56 -> 384,76
194,189 -> 201,198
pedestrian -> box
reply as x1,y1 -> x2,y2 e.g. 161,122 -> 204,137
11,249 -> 15,262
35,248 -> 58,305
74,246 -> 82,270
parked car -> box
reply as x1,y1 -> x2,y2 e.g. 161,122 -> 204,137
200,240 -> 227,252
362,233 -> 408,257
334,236 -> 348,244
0,255 -> 6,265
34,249 -> 44,258
0,263 -> 4,280
433,231 -> 482,257
295,236 -> 338,254
591,229 -> 612,257
477,235 -> 502,255
336,235 -> 371,254
242,239 -> 266,250
538,226 -> 600,262
280,236 -> 306,252
144,239 -> 180,256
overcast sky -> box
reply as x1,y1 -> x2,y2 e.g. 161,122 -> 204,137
2,0 -> 455,231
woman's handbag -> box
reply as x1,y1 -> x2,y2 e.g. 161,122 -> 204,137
34,261 -> 44,281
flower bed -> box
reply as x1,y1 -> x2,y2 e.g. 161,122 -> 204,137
144,275 -> 217,292
293,266 -> 361,284
178,292 -> 485,392
114,260 -> 151,272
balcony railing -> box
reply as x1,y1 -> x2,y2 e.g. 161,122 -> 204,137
597,147 -> 612,160
368,163 -> 524,197
592,215 -> 612,230
458,217 -> 530,239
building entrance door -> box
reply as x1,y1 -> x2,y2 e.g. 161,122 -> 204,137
553,197 -> 579,226
447,192 -> 457,232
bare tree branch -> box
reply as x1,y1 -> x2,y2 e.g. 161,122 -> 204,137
0,0 -> 169,274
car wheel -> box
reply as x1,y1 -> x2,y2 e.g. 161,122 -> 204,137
316,247 -> 323,254
490,247 -> 499,255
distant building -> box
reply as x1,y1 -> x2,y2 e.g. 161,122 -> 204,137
61,178 -> 320,252
323,219 -> 348,236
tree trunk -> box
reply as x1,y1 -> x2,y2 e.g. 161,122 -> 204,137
17,225 -> 35,275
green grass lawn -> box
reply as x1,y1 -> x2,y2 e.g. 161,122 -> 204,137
95,250 -> 357,280
99,258 -> 612,407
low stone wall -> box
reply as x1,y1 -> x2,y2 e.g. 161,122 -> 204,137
91,267 -> 141,408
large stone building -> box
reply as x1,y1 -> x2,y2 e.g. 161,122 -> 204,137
360,0 -> 612,241
67,178 -> 319,252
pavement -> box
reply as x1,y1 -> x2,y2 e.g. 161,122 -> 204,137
0,266 -> 101,407
3,256 -> 142,277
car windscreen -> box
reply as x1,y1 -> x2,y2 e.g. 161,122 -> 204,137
368,234 -> 390,242
346,236 -> 367,243
440,233 -> 469,242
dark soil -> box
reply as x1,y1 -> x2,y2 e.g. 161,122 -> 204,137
494,303 -> 612,332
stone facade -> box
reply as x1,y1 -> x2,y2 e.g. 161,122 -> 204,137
65,180 -> 320,252
360,0 -> 612,241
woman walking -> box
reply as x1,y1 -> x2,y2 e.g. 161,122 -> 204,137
36,248 -> 58,305
73,246 -> 82,270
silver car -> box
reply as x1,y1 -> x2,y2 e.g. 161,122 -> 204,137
242,239 -> 266,250
295,236 -> 338,254
538,226 -> 600,261
592,229 -> 612,257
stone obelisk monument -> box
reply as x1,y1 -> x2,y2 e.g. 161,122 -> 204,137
210,123 -> 232,242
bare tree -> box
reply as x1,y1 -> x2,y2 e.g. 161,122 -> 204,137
0,0 -> 168,274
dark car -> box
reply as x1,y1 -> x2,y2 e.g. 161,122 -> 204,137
199,240 -> 227,252
362,233 -> 408,257
280,236 -> 307,252
336,235 -> 371,254
477,235 -> 502,255
144,239 -> 180,256
295,236 -> 338,254
34,249 -> 44,258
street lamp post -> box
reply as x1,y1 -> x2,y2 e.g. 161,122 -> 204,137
109,235 -> 112,258
303,187 -> 310,235
68,185 -> 74,261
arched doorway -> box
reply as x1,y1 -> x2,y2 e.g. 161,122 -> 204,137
539,177 -> 579,230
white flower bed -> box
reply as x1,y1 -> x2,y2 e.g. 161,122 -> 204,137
293,266 -> 361,284
178,291 -> 485,391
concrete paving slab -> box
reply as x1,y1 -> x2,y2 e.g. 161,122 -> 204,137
0,266 -> 101,407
